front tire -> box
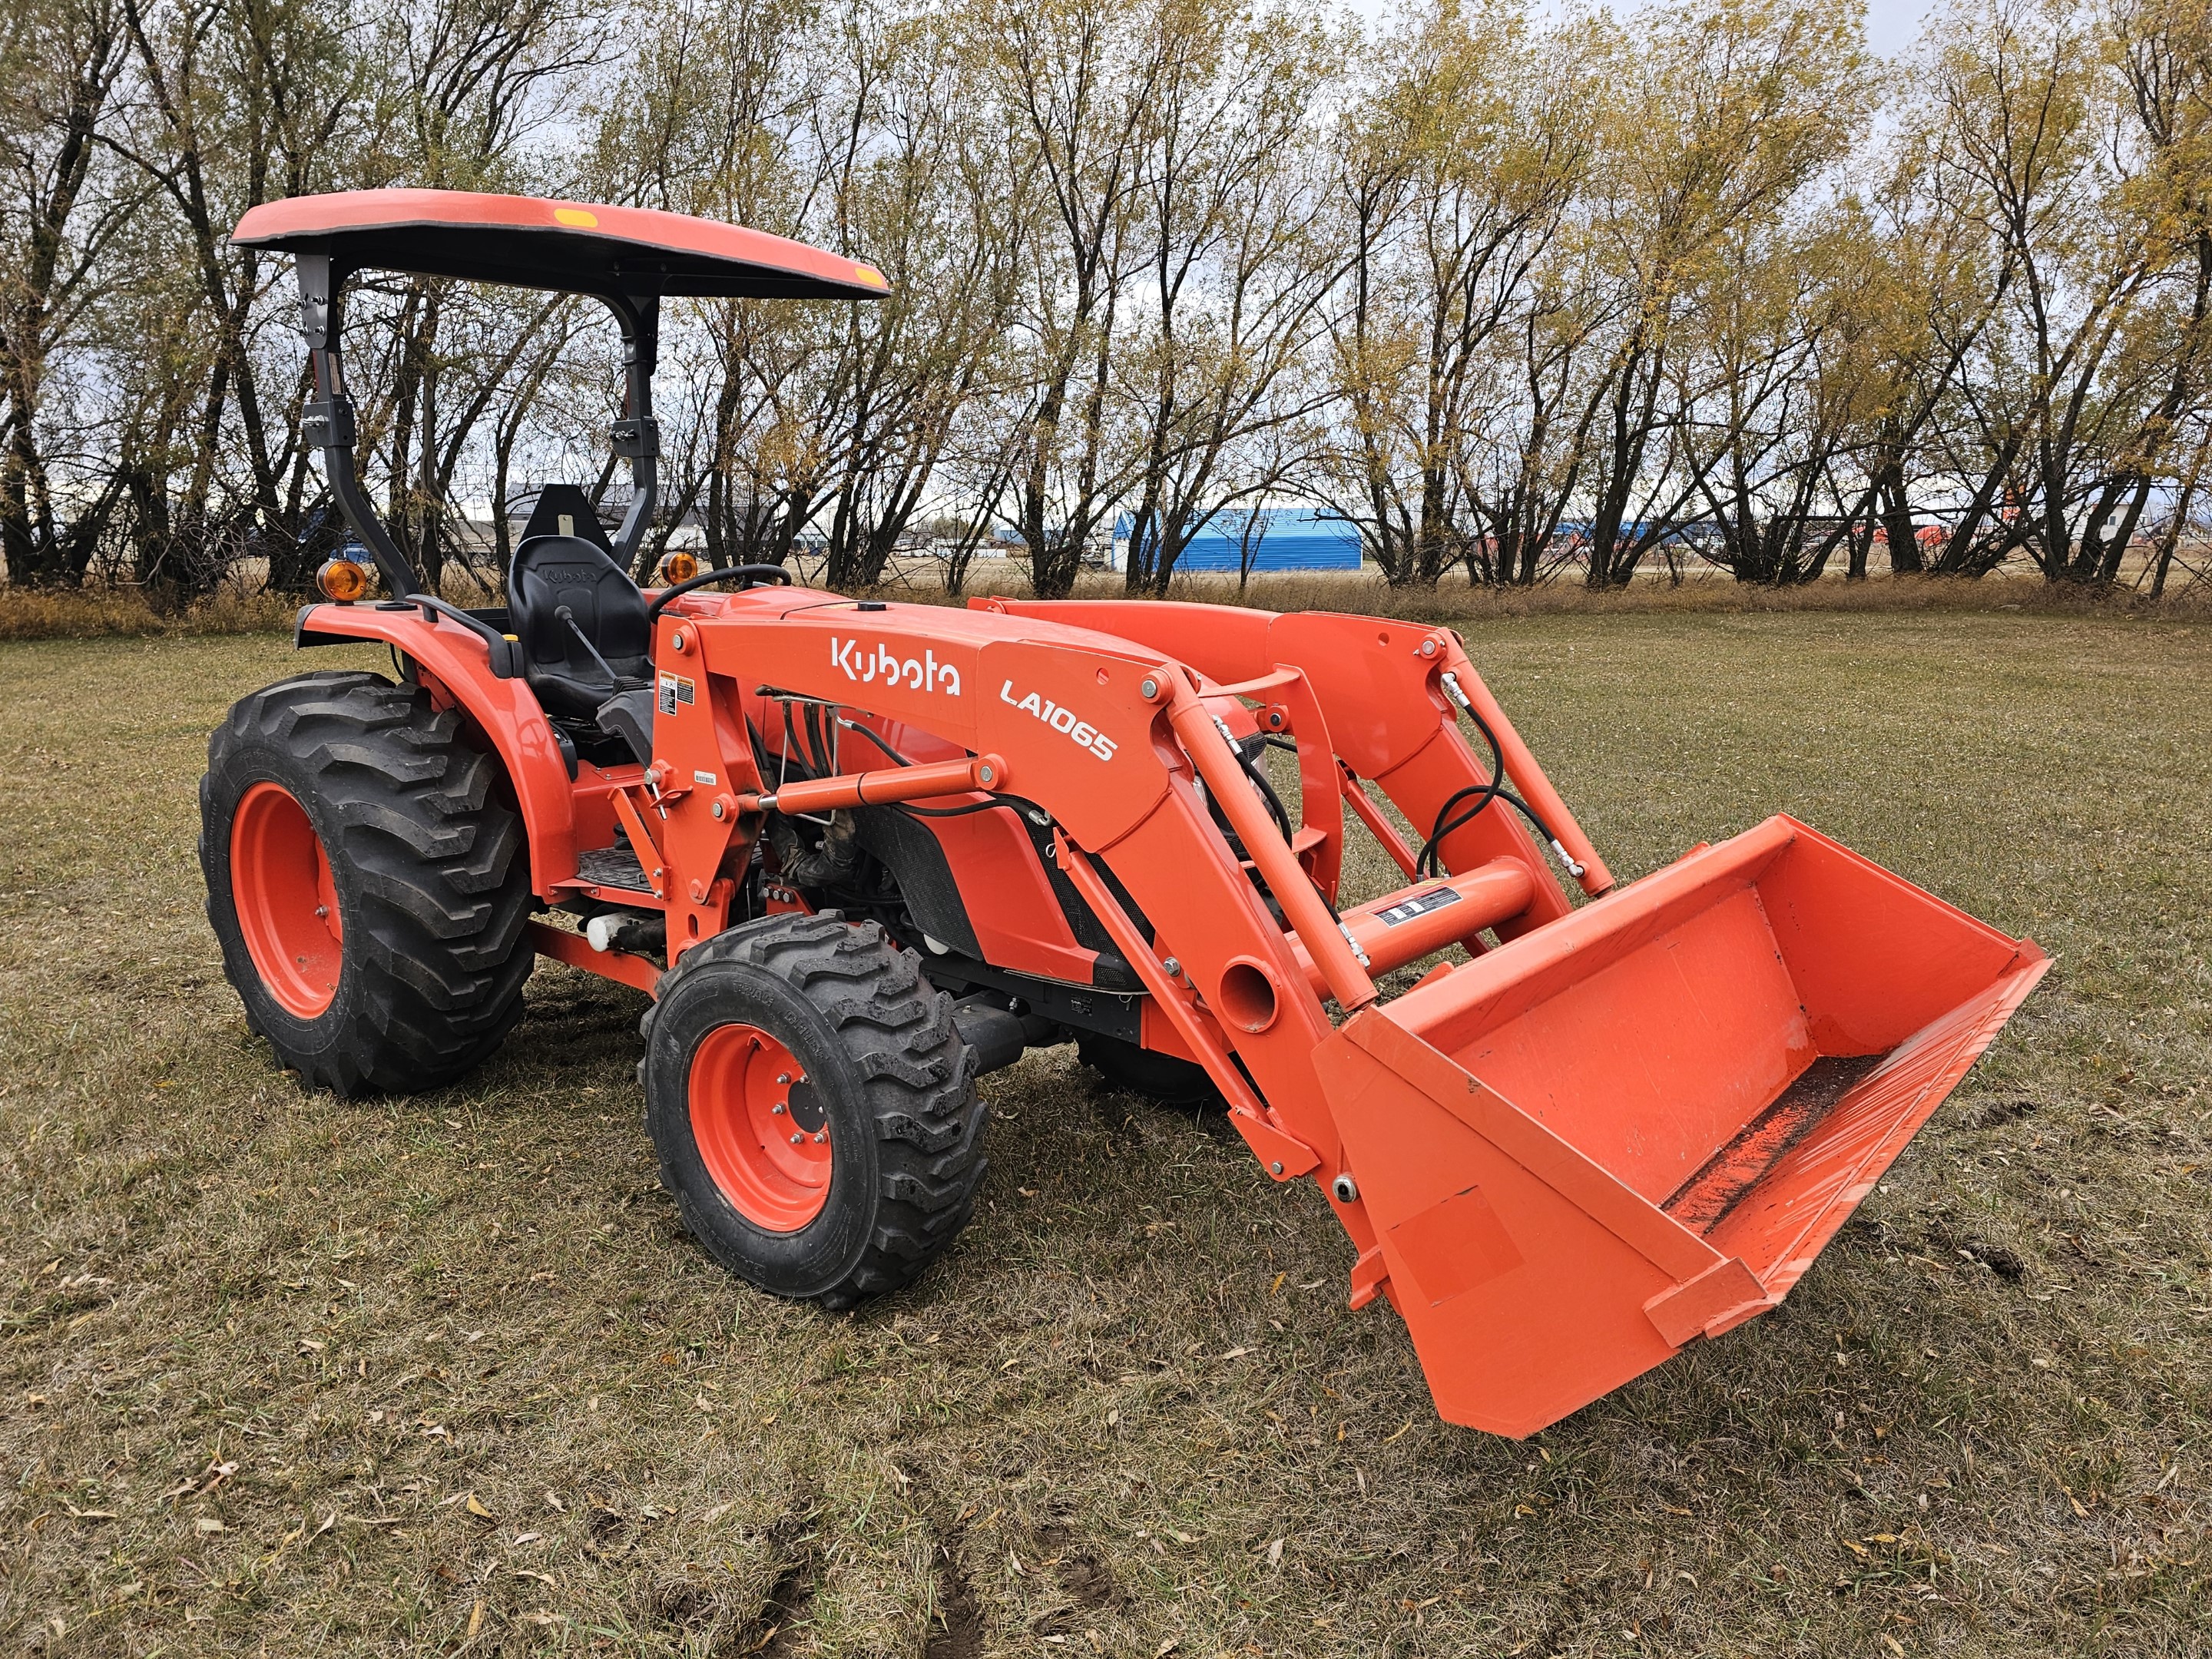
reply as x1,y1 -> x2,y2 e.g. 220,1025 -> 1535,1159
641,914 -> 986,1307
200,671 -> 535,1096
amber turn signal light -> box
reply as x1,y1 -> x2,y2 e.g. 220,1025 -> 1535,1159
316,556 -> 371,602
659,550 -> 700,584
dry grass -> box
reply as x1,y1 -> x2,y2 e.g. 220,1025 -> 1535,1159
0,589 -> 302,642
2,610 -> 2208,1656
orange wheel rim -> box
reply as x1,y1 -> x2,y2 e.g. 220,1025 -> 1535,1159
689,1025 -> 830,1230
230,782 -> 344,1018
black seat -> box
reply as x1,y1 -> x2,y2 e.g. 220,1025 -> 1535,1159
508,532 -> 653,722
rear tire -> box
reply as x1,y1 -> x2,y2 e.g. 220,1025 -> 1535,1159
200,671 -> 535,1096
1078,1033 -> 1222,1110
641,914 -> 986,1307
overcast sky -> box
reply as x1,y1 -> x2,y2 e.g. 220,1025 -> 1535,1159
1339,0 -> 1937,58
1860,0 -> 1936,55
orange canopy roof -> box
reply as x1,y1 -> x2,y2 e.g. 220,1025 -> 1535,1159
232,189 -> 889,301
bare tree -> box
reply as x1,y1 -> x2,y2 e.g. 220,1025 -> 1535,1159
0,0 -> 134,586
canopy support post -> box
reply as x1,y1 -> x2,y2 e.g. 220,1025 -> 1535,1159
294,253 -> 424,599
600,290 -> 662,580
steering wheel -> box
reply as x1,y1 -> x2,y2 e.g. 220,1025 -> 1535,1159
647,562 -> 792,621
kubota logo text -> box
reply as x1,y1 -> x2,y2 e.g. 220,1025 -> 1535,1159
831,638 -> 962,696
1001,680 -> 1116,762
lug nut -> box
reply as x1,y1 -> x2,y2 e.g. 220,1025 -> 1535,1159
771,1102 -> 786,1114
790,1133 -> 803,1144
813,1131 -> 826,1144
777,1073 -> 790,1084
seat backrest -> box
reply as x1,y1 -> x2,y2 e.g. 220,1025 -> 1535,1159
508,533 -> 652,720
517,482 -> 617,555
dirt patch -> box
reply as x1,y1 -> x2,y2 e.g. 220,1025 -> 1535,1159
922,1517 -> 985,1659
750,1555 -> 823,1657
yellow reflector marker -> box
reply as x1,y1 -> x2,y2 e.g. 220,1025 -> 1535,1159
316,557 -> 371,602
853,263 -> 889,289
553,207 -> 599,228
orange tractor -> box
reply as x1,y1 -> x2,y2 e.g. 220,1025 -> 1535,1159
204,190 -> 2048,1436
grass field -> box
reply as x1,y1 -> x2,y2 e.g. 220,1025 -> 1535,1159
3,610 -> 2208,1657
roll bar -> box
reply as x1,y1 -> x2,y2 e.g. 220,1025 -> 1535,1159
293,255 -> 661,595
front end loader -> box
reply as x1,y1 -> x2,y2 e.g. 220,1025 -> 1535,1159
203,190 -> 2047,1436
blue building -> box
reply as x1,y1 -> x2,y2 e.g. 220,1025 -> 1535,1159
1111,506 -> 1363,575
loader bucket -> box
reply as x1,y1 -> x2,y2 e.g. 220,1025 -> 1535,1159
1313,816 -> 2048,1437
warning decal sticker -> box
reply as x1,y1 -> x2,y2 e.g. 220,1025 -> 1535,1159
1374,886 -> 1464,928
657,672 -> 696,717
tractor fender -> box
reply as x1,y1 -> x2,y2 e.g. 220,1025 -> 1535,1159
295,601 -> 578,893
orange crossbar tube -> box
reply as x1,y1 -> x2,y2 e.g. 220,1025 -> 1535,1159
1283,859 -> 1534,996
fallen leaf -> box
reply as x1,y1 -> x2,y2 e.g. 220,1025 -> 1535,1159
64,1505 -> 118,1522
1267,1537 -> 1284,1566
195,1517 -> 226,1534
1222,1347 -> 1250,1361
465,1494 -> 496,1521
513,1531 -> 544,1545
465,1601 -> 485,1641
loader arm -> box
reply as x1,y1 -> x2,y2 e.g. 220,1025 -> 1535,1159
975,599 -> 1614,924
